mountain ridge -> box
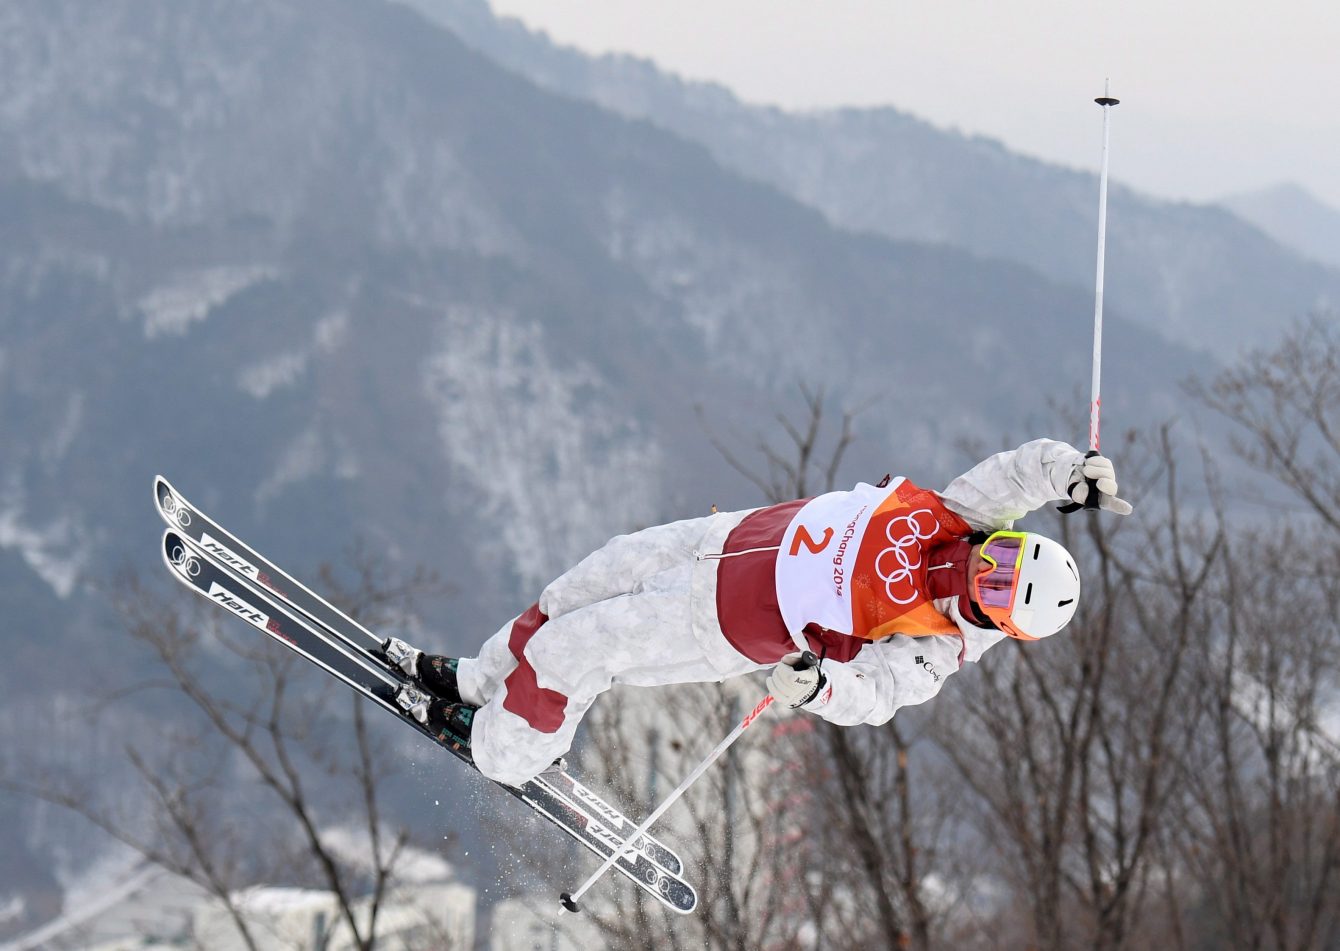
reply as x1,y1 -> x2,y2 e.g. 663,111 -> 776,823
1220,182 -> 1340,270
404,0 -> 1340,359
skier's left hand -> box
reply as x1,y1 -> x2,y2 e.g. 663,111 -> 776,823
766,652 -> 828,708
1066,454 -> 1133,515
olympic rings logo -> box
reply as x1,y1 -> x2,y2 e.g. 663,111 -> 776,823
872,509 -> 940,604
161,492 -> 192,527
169,544 -> 202,578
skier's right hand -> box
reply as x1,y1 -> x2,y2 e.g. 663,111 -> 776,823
766,652 -> 828,708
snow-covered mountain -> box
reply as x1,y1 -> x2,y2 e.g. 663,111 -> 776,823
0,0 -> 1194,606
404,0 -> 1340,359
0,0 -> 1233,938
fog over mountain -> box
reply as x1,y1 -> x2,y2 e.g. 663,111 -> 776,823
1221,183 -> 1340,271
405,0 -> 1340,360
0,0 -> 1300,938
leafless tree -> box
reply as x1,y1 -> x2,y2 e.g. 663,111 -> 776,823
699,383 -> 860,503
3,552 -> 454,950
1172,317 -> 1340,949
1189,314 -> 1340,531
1166,521 -> 1340,951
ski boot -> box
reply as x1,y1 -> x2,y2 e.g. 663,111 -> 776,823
395,683 -> 475,749
380,637 -> 463,704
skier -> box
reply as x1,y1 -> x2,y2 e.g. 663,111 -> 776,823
382,438 -> 1131,788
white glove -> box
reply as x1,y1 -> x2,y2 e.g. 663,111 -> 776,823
765,651 -> 827,708
1066,454 -> 1133,515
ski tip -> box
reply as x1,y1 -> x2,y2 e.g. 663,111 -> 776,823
162,528 -> 185,558
154,476 -> 194,529
162,529 -> 199,580
558,893 -> 580,914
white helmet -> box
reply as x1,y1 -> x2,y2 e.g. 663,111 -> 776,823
974,531 -> 1080,640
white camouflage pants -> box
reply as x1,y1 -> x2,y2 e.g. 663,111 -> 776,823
456,510 -> 760,787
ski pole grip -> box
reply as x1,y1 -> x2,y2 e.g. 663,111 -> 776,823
1057,449 -> 1102,514
793,650 -> 819,672
1081,449 -> 1102,511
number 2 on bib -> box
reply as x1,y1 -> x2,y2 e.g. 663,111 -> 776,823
789,525 -> 834,556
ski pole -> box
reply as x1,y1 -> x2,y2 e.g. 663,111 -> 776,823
559,651 -> 820,913
1061,82 -> 1119,513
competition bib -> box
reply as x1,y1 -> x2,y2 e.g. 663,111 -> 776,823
775,478 -> 971,639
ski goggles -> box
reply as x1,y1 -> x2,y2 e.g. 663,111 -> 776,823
972,530 -> 1037,641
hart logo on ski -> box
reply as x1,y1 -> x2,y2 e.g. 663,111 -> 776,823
571,782 -> 624,826
201,533 -> 259,579
543,770 -> 683,875
207,582 -> 269,628
588,820 -> 653,863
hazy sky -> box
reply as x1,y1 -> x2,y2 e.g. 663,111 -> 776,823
489,1 -> 1340,209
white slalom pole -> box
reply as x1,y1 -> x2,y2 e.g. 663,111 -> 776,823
559,651 -> 818,913
1090,82 -> 1119,456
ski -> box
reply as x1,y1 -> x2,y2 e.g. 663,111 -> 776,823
152,475 -> 685,878
160,528 -> 697,914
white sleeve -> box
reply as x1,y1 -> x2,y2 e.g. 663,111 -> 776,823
798,633 -> 967,726
938,438 -> 1084,532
